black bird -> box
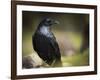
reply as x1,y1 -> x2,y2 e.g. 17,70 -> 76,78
32,18 -> 62,67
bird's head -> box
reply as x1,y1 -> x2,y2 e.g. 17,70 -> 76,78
40,18 -> 59,27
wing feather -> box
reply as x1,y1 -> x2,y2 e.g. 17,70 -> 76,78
32,32 -> 61,65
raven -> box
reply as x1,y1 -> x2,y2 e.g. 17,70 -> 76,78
32,18 -> 62,67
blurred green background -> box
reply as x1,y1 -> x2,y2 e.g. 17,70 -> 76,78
22,11 -> 89,67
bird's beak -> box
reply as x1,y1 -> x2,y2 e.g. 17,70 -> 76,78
54,20 -> 59,24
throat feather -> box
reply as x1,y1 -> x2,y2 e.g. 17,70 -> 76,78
40,26 -> 49,34
39,26 -> 53,37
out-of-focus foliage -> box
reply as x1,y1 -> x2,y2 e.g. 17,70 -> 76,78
62,50 -> 89,67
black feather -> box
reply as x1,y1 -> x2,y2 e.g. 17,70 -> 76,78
32,18 -> 62,67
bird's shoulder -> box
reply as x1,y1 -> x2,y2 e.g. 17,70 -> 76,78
34,30 -> 54,38
33,31 -> 57,43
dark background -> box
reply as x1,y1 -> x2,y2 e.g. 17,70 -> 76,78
23,11 -> 89,33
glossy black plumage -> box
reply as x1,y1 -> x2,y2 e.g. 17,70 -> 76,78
32,18 -> 62,67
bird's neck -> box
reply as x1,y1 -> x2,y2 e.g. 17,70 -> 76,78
38,26 -> 52,36
40,25 -> 51,31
